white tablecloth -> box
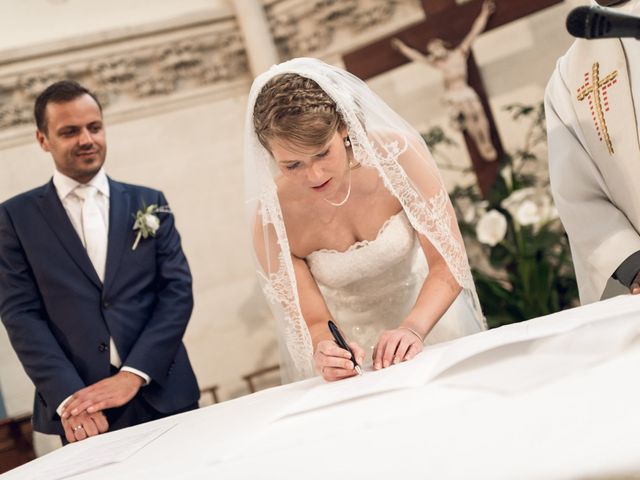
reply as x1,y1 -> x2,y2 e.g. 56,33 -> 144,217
4,295 -> 640,480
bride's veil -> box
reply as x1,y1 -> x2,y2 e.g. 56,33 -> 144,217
244,57 -> 485,382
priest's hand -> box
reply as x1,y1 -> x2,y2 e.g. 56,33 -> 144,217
630,272 -> 640,295
61,410 -> 108,443
314,340 -> 365,381
61,371 -> 144,419
372,326 -> 424,370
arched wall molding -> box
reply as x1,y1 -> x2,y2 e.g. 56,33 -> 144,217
0,0 -> 424,149
0,10 -> 251,149
264,0 -> 424,59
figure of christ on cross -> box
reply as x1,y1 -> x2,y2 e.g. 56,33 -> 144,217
343,0 -> 563,197
392,0 -> 498,163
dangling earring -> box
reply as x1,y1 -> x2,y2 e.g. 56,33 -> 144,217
343,137 -> 351,148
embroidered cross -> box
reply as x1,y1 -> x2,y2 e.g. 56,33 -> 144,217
576,62 -> 618,155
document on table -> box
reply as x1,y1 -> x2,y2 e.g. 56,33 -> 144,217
277,295 -> 640,419
3,423 -> 176,480
438,312 -> 640,394
276,324 -> 544,419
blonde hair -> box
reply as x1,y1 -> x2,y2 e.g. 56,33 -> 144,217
252,73 -> 346,152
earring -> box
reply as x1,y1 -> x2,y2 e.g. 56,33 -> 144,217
343,137 -> 351,148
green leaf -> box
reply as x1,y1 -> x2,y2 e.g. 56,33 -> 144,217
489,244 -> 511,268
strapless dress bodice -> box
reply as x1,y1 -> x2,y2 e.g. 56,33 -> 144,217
304,210 -> 482,362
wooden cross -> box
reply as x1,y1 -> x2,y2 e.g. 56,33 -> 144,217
576,62 -> 619,155
343,0 -> 563,197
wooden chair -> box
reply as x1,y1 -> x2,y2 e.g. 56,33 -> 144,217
199,385 -> 220,406
242,364 -> 281,394
0,413 -> 35,474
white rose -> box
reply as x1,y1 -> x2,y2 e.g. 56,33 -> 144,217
456,197 -> 476,223
501,187 -> 536,214
514,200 -> 541,226
539,194 -> 559,223
476,210 -> 507,247
143,213 -> 160,232
463,207 -> 476,224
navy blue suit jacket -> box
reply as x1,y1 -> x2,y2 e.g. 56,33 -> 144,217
0,178 -> 199,435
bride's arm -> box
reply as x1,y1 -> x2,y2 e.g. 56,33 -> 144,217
372,233 -> 461,370
406,233 -> 462,335
253,216 -> 359,380
371,131 -> 465,369
290,255 -> 333,349
291,255 -> 365,381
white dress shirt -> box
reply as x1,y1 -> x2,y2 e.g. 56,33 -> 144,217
52,168 -> 149,414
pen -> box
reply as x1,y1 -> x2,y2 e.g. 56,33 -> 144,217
327,320 -> 363,375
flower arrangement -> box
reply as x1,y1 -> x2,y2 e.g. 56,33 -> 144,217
425,103 -> 579,328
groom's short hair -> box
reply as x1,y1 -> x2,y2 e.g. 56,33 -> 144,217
34,80 -> 103,134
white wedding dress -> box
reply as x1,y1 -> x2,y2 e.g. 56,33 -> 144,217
306,210 -> 484,365
246,58 -> 486,380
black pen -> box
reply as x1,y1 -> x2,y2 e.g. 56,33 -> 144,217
327,320 -> 363,375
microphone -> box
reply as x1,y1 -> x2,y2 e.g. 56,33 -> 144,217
566,6 -> 640,39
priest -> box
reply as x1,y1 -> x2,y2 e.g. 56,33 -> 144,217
545,0 -> 640,304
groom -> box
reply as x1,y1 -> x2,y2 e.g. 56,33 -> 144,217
0,81 -> 199,443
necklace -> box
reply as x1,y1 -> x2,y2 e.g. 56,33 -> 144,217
324,167 -> 352,207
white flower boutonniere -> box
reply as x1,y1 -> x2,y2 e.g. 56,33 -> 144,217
132,203 -> 172,250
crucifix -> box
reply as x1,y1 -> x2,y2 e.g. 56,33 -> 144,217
343,0 -> 563,197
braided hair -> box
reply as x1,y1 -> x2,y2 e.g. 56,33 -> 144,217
253,73 -> 346,153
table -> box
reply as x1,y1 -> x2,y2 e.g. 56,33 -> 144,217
4,295 -> 640,480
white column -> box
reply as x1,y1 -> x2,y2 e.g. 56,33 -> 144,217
231,0 -> 280,77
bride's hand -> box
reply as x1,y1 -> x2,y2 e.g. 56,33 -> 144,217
314,340 -> 365,382
372,327 -> 424,370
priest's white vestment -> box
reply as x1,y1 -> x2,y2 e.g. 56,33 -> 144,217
545,0 -> 640,304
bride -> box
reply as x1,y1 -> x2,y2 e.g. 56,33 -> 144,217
245,58 -> 486,382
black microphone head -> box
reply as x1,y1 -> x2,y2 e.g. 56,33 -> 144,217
566,6 -> 591,38
566,5 -> 640,39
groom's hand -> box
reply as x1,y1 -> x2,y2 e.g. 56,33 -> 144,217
61,371 -> 144,419
61,410 -> 108,443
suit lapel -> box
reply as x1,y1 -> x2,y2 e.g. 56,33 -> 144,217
103,179 -> 131,292
37,180 -> 102,289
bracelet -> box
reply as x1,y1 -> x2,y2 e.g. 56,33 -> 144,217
399,326 -> 424,342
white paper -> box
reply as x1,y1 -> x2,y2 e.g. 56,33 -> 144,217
2,423 -> 176,480
275,346 -> 445,419
278,295 -> 640,418
438,315 -> 640,394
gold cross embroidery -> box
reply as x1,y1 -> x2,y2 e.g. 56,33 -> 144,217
576,62 -> 618,155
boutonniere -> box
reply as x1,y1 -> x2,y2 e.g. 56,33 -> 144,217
132,203 -> 172,250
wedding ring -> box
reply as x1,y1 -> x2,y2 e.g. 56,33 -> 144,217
72,425 -> 84,432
